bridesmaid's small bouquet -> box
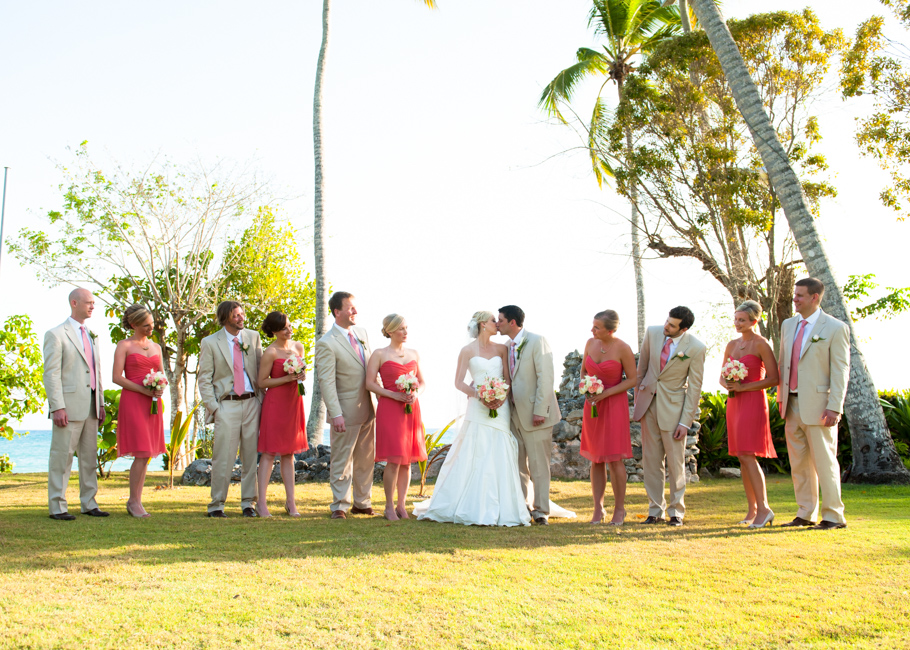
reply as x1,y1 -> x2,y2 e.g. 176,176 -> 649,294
579,375 -> 605,418
721,358 -> 748,399
283,356 -> 307,395
394,371 -> 420,414
476,377 -> 509,419
142,371 -> 168,415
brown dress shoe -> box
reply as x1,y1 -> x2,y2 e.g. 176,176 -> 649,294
207,510 -> 227,518
779,516 -> 814,527
49,512 -> 76,521
811,520 -> 847,530
350,506 -> 375,515
642,516 -> 664,525
331,510 -> 347,519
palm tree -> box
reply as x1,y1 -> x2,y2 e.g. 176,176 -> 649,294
688,0 -> 910,484
540,0 -> 681,347
307,0 -> 438,446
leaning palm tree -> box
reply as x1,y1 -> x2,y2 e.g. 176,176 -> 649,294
540,0 -> 681,347
307,0 -> 438,446
688,0 -> 910,485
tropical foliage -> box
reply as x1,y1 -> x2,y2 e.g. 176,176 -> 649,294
96,389 -> 121,479
0,315 -> 45,440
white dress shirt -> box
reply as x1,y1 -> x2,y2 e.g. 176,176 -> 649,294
68,316 -> 95,360
510,328 -> 526,353
795,308 -> 822,359
224,328 -> 254,394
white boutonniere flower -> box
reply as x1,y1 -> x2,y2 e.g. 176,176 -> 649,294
239,341 -> 250,355
676,351 -> 690,360
811,335 -> 825,343
516,339 -> 527,359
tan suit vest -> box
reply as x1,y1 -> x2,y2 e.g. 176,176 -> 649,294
42,320 -> 104,420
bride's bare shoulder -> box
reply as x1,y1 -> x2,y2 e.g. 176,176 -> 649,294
459,342 -> 477,357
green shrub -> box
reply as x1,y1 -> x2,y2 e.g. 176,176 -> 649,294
0,454 -> 13,473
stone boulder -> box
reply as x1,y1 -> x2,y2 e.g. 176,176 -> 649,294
549,440 -> 590,480
719,467 -> 742,479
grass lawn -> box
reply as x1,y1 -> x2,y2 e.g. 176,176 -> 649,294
0,473 -> 908,649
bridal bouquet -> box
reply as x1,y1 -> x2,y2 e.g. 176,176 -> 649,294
476,377 -> 509,418
142,371 -> 168,415
395,371 -> 419,413
283,356 -> 307,395
579,374 -> 605,418
721,358 -> 748,399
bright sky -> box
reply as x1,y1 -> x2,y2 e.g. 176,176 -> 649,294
2,0 -> 907,430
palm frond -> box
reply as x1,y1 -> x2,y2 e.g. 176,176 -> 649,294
418,0 -> 438,8
588,96 -> 617,187
539,51 -> 611,120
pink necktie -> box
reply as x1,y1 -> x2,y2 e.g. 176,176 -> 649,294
790,320 -> 808,391
349,332 -> 365,365
232,338 -> 246,395
659,337 -> 672,372
509,342 -> 517,376
80,326 -> 96,391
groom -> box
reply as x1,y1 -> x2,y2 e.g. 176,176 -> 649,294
497,305 -> 561,525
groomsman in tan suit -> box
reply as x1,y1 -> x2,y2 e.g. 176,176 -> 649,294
633,306 -> 706,526
43,288 -> 109,520
314,291 -> 376,519
778,278 -> 850,530
198,301 -> 263,517
497,305 -> 561,525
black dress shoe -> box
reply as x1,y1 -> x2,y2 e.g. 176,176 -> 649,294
810,520 -> 847,530
780,516 -> 814,527
533,516 -> 549,526
242,507 -> 258,518
49,512 -> 76,521
667,516 -> 683,527
82,508 -> 109,517
207,510 -> 227,518
642,516 -> 664,525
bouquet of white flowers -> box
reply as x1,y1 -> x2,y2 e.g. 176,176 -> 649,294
579,374 -> 605,417
476,377 -> 509,418
394,370 -> 420,413
142,370 -> 168,415
721,358 -> 749,399
283,356 -> 307,395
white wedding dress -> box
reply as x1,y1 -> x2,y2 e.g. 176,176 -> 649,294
414,356 -> 575,526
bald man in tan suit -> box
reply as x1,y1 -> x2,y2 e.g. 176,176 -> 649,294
633,306 -> 706,527
778,278 -> 850,530
314,292 -> 376,519
43,288 -> 108,520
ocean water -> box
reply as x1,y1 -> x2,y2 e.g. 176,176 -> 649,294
2,424 -> 458,474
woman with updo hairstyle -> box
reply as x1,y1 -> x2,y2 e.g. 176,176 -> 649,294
720,299 -> 780,529
579,310 -> 638,525
112,304 -> 167,517
365,313 -> 427,520
255,311 -> 308,517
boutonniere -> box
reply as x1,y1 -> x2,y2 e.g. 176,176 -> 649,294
88,330 -> 98,342
239,340 -> 250,355
675,351 -> 690,361
357,337 -> 366,347
811,335 -> 825,343
516,339 -> 527,359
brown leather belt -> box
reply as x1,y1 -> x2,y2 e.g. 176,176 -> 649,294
223,393 -> 254,401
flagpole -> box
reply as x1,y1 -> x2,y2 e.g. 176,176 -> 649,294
0,167 -> 8,279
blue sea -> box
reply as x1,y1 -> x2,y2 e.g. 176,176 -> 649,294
1,426 -> 454,473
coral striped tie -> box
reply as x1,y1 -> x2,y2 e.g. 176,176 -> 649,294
659,337 -> 672,372
232,338 -> 245,395
789,320 -> 808,391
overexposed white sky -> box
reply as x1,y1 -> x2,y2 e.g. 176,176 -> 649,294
2,0 -> 907,429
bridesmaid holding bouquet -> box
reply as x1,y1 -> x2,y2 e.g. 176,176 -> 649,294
720,300 -> 779,529
256,311 -> 309,518
112,304 -> 167,518
579,310 -> 637,526
365,314 -> 427,521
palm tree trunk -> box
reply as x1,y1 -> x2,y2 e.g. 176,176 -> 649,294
307,0 -> 330,449
678,0 -> 692,34
619,77 -> 646,346
690,0 -> 910,484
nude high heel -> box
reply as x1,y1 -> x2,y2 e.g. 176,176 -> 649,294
748,510 -> 774,529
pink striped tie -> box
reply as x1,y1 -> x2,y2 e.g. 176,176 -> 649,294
232,338 -> 245,395
789,320 -> 808,391
80,326 -> 96,391
349,332 -> 365,365
659,337 -> 672,372
509,342 -> 517,376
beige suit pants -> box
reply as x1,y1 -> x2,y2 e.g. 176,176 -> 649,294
641,403 -> 687,518
511,420 -> 553,518
208,398 -> 261,513
47,398 -> 99,515
329,418 -> 375,512
785,395 -> 846,524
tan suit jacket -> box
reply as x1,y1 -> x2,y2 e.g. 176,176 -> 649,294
509,331 -> 561,431
314,326 -> 375,425
198,328 -> 264,424
43,320 -> 103,420
633,326 -> 706,431
778,310 -> 850,423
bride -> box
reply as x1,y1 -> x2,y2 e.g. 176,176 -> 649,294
414,311 -> 538,526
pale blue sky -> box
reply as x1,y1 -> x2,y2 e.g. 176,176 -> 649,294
1,0 -> 906,429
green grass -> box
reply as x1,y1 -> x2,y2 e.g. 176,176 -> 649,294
1,473 -> 908,649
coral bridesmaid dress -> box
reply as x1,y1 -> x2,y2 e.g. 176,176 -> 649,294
117,354 -> 167,458
375,360 -> 427,465
580,357 -> 632,463
258,358 -> 308,455
726,354 -> 776,458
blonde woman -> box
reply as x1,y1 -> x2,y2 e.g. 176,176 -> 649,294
365,314 -> 427,521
